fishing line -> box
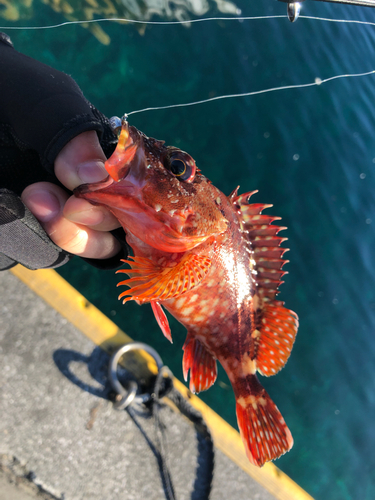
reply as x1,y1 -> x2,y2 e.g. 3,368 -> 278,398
2,14 -> 375,30
0,15 -> 285,29
127,70 -> 375,115
2,14 -> 375,115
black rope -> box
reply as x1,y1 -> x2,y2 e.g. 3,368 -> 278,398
167,387 -> 215,500
151,367 -> 215,500
152,367 -> 177,500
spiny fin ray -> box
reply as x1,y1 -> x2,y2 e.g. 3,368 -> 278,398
182,336 -> 217,394
116,254 -> 211,303
231,190 -> 290,306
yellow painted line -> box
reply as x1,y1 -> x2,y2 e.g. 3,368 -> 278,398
10,266 -> 314,500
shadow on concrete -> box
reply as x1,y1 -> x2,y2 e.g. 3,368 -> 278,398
52,346 -> 214,500
53,347 -> 110,399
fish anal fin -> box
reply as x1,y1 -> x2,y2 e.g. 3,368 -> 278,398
151,301 -> 172,343
235,375 -> 293,467
116,254 -> 211,304
255,303 -> 299,377
182,336 -> 217,394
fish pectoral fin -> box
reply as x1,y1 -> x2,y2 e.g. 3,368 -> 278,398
116,254 -> 211,303
182,335 -> 217,394
255,302 -> 299,377
151,301 -> 172,343
235,374 -> 293,467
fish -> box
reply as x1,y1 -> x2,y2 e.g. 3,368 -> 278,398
74,118 -> 299,467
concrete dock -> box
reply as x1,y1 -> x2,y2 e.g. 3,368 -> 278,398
0,267 -> 313,500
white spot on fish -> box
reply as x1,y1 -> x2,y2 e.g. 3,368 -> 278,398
212,297 -> 220,308
183,306 -> 195,316
237,396 -> 247,408
194,314 -> 206,322
175,297 -> 186,309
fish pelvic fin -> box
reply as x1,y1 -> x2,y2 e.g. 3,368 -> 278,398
151,301 -> 172,343
182,336 -> 217,394
254,302 -> 299,377
235,374 -> 293,467
116,254 -> 211,304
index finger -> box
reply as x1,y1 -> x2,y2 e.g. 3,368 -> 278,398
54,130 -> 108,190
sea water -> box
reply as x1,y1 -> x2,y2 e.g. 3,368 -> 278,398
2,1 -> 375,498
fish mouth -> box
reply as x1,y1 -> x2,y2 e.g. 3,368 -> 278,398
74,120 -> 146,203
73,175 -> 142,210
77,177 -> 136,194
105,120 -> 144,183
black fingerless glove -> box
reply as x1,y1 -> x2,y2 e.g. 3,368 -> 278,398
0,33 -> 128,271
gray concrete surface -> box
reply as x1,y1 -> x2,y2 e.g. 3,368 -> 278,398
0,270 -> 275,500
0,475 -> 36,500
0,473 -> 36,500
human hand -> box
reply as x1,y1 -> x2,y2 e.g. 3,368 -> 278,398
21,131 -> 121,260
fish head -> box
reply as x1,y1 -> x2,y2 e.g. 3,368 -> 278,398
74,120 -> 228,253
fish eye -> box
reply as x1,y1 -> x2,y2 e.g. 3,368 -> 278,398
169,153 -> 196,182
171,158 -> 186,177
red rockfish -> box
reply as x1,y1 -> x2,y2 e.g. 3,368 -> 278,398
75,119 -> 298,467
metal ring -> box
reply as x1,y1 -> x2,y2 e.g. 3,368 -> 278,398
108,342 -> 164,410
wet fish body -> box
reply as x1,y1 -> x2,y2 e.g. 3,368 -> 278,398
75,120 -> 298,467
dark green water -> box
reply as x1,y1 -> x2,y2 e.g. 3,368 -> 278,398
2,1 -> 375,498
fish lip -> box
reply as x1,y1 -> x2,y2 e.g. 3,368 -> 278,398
74,175 -> 115,196
73,175 -> 138,198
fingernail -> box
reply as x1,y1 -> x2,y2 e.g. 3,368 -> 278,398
24,191 -> 61,222
77,161 -> 106,183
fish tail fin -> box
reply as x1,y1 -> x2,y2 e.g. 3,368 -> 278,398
235,375 -> 293,467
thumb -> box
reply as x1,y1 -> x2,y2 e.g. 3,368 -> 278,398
54,130 -> 108,190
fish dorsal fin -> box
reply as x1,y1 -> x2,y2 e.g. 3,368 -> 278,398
231,190 -> 299,376
116,254 -> 211,304
231,190 -> 289,303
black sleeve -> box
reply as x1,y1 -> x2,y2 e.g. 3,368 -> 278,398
0,33 -> 128,271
